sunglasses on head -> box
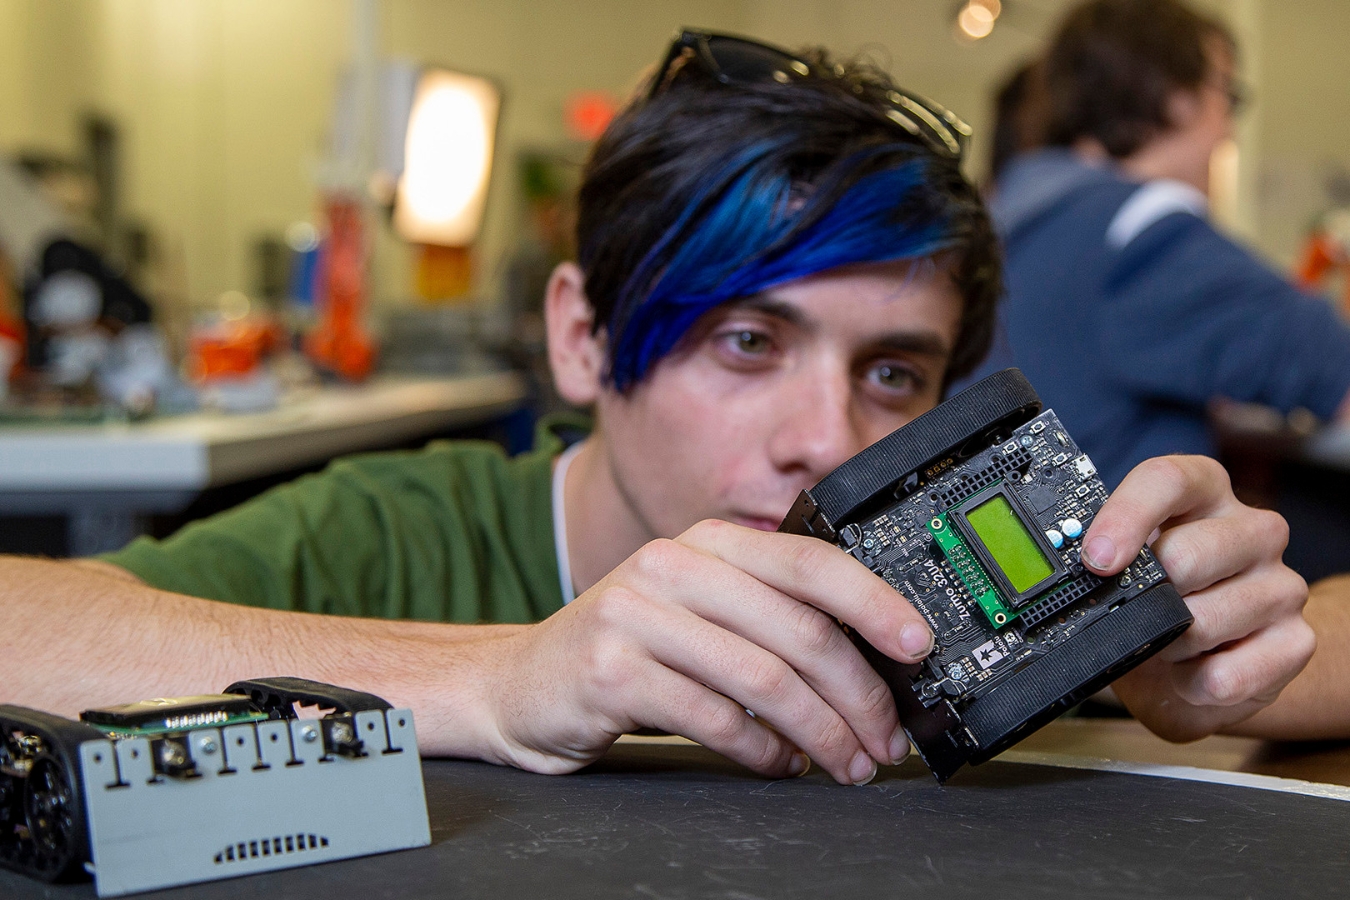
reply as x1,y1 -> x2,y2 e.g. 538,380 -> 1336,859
647,29 -> 972,162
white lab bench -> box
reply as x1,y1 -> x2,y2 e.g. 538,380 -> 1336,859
0,372 -> 527,555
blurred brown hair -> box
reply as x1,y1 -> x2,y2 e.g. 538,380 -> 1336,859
989,58 -> 1049,184
1043,0 -> 1234,158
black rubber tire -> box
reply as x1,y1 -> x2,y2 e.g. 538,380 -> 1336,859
22,754 -> 82,880
223,676 -> 392,715
0,769 -> 19,846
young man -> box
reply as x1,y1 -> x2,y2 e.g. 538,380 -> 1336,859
972,0 -> 1350,489
1,32 -> 1311,786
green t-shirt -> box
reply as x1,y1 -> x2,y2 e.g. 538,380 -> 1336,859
101,415 -> 588,624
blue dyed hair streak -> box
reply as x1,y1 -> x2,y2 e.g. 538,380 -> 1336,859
576,47 -> 1002,392
607,146 -> 955,389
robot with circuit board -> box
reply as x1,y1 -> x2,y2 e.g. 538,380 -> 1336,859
782,369 -> 1194,781
1,677 -> 430,897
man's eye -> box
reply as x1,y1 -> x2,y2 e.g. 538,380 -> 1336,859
729,330 -> 771,354
871,363 -> 919,391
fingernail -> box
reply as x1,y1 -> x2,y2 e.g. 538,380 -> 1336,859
788,752 -> 810,777
1084,536 -> 1116,571
899,623 -> 934,659
849,750 -> 877,786
888,725 -> 910,765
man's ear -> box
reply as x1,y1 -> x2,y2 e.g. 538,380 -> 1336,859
545,261 -> 606,406
1165,86 -> 1203,132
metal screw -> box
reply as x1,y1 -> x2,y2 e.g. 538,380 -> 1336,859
300,726 -> 319,743
160,742 -> 187,767
329,721 -> 354,744
1021,436 -> 1033,447
199,738 -> 218,755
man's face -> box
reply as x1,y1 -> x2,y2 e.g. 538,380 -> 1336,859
1159,37 -> 1239,193
593,259 -> 963,540
1196,40 -> 1239,155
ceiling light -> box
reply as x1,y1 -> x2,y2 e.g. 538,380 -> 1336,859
957,2 -> 996,39
971,0 -> 1002,18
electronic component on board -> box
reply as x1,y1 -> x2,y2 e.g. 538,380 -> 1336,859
780,369 -> 1193,782
1,677 -> 430,896
79,694 -> 263,734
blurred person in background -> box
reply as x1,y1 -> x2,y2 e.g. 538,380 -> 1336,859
965,0 -> 1350,736
985,59 -> 1048,192
967,0 -> 1350,492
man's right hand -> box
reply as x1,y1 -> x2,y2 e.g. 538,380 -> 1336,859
472,518 -> 932,785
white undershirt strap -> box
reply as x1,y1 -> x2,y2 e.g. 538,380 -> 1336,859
1105,179 -> 1208,250
551,441 -> 585,605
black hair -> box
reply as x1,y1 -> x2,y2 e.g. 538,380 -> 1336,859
989,59 -> 1049,185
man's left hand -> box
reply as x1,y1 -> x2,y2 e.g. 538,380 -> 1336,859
1083,455 -> 1313,741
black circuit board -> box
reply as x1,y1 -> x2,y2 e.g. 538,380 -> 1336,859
837,410 -> 1168,712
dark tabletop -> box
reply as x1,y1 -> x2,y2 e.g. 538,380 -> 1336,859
5,740 -> 1350,900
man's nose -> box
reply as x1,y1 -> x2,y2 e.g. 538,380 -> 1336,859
768,364 -> 864,479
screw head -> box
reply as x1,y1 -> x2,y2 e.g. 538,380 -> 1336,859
301,726 -> 319,743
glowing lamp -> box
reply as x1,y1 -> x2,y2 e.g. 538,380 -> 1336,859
393,68 -> 501,246
957,3 -> 995,39
955,0 -> 1001,41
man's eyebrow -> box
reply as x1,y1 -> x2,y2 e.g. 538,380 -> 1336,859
730,294 -> 952,358
731,295 -> 810,327
867,330 -> 951,358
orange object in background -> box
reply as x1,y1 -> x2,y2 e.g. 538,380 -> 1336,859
305,197 -> 376,380
414,243 -> 474,302
1296,211 -> 1350,318
0,254 -> 25,383
188,316 -> 284,381
564,90 -> 618,142
0,317 -> 23,396
0,314 -> 23,376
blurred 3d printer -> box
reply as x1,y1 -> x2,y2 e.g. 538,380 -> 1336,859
0,121 -> 185,418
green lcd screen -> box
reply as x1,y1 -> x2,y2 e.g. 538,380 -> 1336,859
965,493 -> 1054,594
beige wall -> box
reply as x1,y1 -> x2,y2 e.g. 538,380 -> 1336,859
1250,0 -> 1350,265
0,1 -> 99,161
0,0 -> 1344,309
